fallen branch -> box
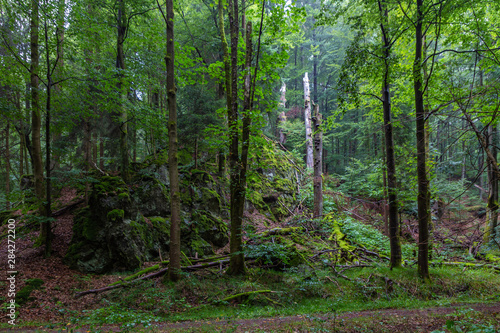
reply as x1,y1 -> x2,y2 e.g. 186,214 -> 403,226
310,249 -> 339,259
218,290 -> 274,303
110,261 -> 169,286
51,199 -> 85,217
76,259 -> 231,297
260,227 -> 303,237
337,264 -> 371,275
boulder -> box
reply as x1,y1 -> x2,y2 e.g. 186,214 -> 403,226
65,172 -> 229,273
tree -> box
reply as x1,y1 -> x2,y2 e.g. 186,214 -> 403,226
378,0 -> 402,269
156,0 -> 182,282
312,102 -> 323,217
413,0 -> 430,280
304,72 -> 313,168
116,0 -> 130,182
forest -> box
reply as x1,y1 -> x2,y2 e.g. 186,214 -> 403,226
1,0 -> 500,331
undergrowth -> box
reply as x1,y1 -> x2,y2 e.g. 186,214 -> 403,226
44,264 -> 500,332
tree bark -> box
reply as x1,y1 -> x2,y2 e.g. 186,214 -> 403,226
162,0 -> 182,282
304,73 -> 313,169
226,0 -> 245,274
277,83 -> 287,144
117,0 -> 129,182
5,123 -> 10,210
414,0 -> 430,280
312,103 -> 323,218
43,16 -> 53,257
31,0 -> 47,239
379,0 -> 402,269
486,125 -> 498,243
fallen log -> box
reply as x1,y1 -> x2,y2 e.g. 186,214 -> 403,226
261,227 -> 303,237
76,259 -> 231,297
218,290 -> 274,303
52,199 -> 85,217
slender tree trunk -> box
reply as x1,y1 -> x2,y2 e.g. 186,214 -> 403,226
486,125 -> 498,243
19,121 -> 24,176
5,123 -> 10,210
92,131 -> 98,166
84,120 -> 91,205
379,0 -> 402,268
414,0 -> 430,280
227,0 -> 246,275
99,135 -> 104,169
31,0 -> 46,233
117,0 -> 129,182
162,0 -> 182,282
277,83 -> 287,144
41,13 -> 54,257
312,103 -> 323,218
304,73 -> 313,168
218,0 -> 231,181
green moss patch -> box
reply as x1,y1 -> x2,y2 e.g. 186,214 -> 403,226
17,278 -> 44,305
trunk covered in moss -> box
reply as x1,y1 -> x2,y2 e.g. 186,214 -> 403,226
312,103 -> 322,218
116,0 -> 129,182
164,0 -> 182,282
486,125 -> 498,242
227,0 -> 245,275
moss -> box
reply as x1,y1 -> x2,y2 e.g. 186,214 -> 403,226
324,213 -> 356,262
73,207 -> 100,241
149,217 -> 170,236
118,192 -> 130,201
107,209 -> 124,222
17,279 -> 44,305
0,210 -> 13,226
93,176 -> 129,197
189,237 -> 214,256
129,220 -> 152,248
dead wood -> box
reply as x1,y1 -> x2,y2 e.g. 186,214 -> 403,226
51,199 -> 85,217
76,259 -> 231,297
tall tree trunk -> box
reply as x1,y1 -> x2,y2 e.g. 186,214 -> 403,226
5,123 -> 10,210
162,0 -> 182,282
486,125 -> 498,243
31,0 -> 46,233
83,120 -> 91,204
117,0 -> 129,182
19,121 -> 24,176
99,135 -> 104,169
218,0 -> 231,180
227,0 -> 246,275
42,13 -> 54,257
304,73 -> 313,169
277,83 -> 287,144
312,103 -> 323,218
379,0 -> 402,268
414,0 -> 430,280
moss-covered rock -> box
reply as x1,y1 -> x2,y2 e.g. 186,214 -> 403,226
17,278 -> 44,305
66,167 -> 229,273
246,141 -> 300,220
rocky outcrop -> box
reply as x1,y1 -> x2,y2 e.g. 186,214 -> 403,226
65,143 -> 300,274
65,168 -> 229,273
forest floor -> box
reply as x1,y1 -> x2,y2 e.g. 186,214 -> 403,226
1,189 -> 500,332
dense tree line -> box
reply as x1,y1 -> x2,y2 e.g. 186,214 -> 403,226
1,0 -> 499,279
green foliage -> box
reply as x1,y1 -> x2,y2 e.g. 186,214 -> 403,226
338,159 -> 384,199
